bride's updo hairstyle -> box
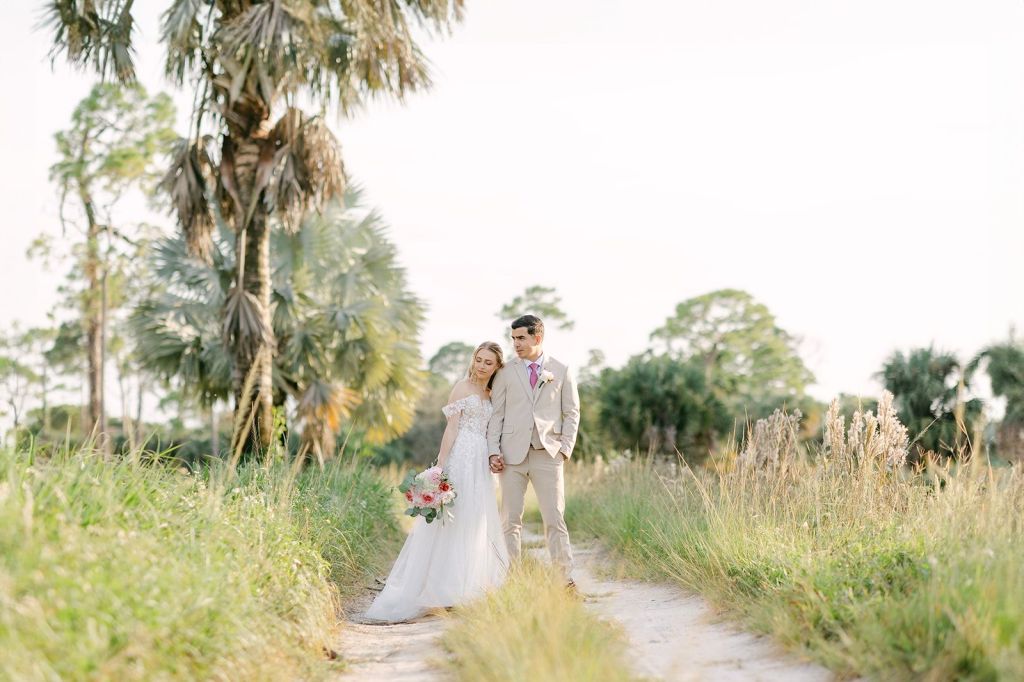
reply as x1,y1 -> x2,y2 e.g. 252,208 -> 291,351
468,341 -> 505,390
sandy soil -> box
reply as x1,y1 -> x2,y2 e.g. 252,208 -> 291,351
333,527 -> 835,682
330,585 -> 450,682
571,543 -> 835,681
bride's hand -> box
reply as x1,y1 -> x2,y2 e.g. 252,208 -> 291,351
488,454 -> 504,473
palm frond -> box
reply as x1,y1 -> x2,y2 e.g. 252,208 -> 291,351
219,1 -> 296,60
216,137 -> 246,229
296,379 -> 361,463
160,0 -> 208,84
222,286 -> 272,360
267,109 -> 346,232
160,136 -> 217,261
151,228 -> 233,297
43,0 -> 138,83
129,300 -> 230,406
400,0 -> 466,28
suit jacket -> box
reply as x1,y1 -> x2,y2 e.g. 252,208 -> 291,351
487,355 -> 581,466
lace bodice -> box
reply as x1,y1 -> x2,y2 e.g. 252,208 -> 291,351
441,393 -> 492,438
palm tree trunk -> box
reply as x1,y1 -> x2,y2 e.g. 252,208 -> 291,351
244,215 -> 274,453
229,134 -> 275,457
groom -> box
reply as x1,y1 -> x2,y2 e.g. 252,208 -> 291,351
487,314 -> 581,585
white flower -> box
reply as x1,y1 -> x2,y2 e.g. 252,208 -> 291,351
540,370 -> 555,385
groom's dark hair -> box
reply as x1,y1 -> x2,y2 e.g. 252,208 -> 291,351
511,314 -> 544,337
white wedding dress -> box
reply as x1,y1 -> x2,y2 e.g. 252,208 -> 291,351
364,393 -> 509,622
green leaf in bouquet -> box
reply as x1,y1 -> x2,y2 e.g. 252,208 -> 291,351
398,471 -> 417,494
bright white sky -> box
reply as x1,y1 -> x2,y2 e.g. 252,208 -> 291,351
1,1 -> 1022,408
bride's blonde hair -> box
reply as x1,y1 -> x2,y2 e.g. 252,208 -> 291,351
468,341 -> 505,390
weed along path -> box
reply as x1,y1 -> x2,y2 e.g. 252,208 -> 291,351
334,525 -> 834,682
573,548 -> 834,681
332,587 -> 450,682
528,529 -> 836,682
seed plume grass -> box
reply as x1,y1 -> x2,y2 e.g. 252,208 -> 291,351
568,393 -> 1023,680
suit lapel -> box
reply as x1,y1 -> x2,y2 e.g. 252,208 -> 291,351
531,356 -> 560,405
513,358 -> 533,402
530,369 -> 542,405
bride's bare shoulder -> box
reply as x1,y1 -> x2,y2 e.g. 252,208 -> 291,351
448,379 -> 478,402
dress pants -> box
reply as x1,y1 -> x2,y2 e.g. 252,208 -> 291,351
499,446 -> 574,579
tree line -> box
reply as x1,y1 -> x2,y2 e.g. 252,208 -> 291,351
382,288 -> 1023,466
3,2 -> 1019,467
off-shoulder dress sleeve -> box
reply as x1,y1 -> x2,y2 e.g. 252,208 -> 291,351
441,395 -> 472,418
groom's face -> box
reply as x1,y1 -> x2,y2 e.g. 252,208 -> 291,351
511,327 -> 543,359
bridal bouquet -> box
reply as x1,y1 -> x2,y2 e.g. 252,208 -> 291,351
398,465 -> 456,524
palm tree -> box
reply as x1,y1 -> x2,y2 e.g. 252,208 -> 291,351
131,190 -> 424,464
878,346 -> 983,458
597,352 -> 732,457
970,336 -> 1024,462
45,0 -> 463,455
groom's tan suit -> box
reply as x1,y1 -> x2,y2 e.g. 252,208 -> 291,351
487,355 -> 580,578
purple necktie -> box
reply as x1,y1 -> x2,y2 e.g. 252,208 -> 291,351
529,362 -> 539,389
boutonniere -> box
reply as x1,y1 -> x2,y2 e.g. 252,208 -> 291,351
539,370 -> 556,386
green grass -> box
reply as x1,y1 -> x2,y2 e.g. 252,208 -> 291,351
566,457 -> 1024,681
0,446 -> 399,681
441,558 -> 637,682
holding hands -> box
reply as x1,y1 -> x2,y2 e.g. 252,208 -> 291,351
488,454 -> 505,473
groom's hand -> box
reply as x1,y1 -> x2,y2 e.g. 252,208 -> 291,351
488,454 -> 505,473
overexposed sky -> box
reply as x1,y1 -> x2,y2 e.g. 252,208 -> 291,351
1,1 -> 1022,405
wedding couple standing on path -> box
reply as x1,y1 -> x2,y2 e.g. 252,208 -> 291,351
364,315 -> 581,623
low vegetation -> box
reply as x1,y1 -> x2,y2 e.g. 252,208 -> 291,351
442,558 -> 635,682
0,445 -> 399,680
568,394 -> 1024,680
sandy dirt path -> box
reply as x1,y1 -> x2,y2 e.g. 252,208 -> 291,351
330,585 -> 450,682
571,543 -> 835,681
333,526 -> 835,682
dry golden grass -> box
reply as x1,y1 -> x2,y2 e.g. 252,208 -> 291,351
442,558 -> 636,682
567,399 -> 1024,680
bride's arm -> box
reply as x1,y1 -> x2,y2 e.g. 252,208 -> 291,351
436,412 -> 461,470
436,382 -> 469,469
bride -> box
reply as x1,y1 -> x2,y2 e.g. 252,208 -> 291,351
364,341 -> 510,622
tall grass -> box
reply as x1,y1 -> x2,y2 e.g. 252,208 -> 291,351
567,400 -> 1024,680
0,445 -> 399,681
442,559 -> 636,682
